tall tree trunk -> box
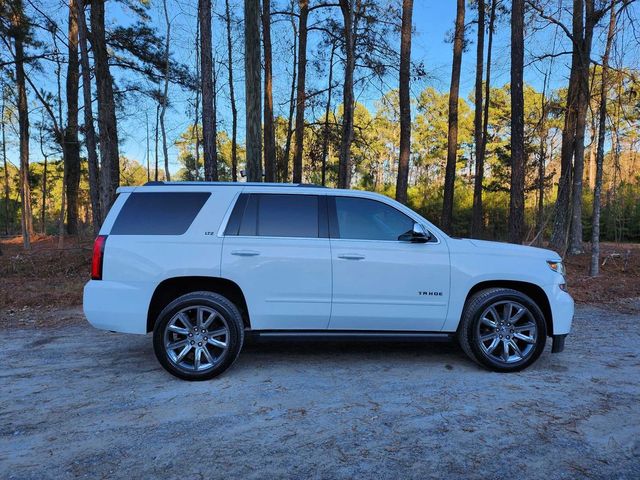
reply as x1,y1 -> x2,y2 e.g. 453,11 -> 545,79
441,0 -> 465,232
550,0 -> 583,251
90,0 -> 120,214
77,0 -> 101,231
13,2 -> 33,249
193,18 -> 200,180
321,42 -> 336,187
471,0 -> 485,237
160,0 -> 172,181
262,0 -> 276,182
225,0 -> 238,181
338,0 -> 355,189
395,0 -> 413,205
292,0 -> 309,183
212,54 -> 218,179
282,6 -> 298,183
146,111 -> 151,181
587,117 -> 596,189
39,125 -> 48,234
154,103 -> 160,181
509,0 -> 525,244
568,0 -> 598,254
475,0 -> 496,238
57,159 -> 66,249
590,0 -> 616,276
200,0 -> 218,181
535,72 -> 549,245
65,0 -> 81,234
2,97 -> 10,235
41,157 -> 47,233
245,0 -> 262,181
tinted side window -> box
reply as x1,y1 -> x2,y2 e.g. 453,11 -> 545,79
111,192 -> 210,235
333,196 -> 414,241
257,194 -> 319,238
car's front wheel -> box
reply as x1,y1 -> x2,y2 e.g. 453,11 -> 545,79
153,291 -> 245,380
458,288 -> 547,372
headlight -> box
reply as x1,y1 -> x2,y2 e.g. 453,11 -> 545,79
547,260 -> 565,276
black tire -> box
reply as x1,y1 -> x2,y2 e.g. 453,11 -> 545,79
457,288 -> 547,372
153,291 -> 245,381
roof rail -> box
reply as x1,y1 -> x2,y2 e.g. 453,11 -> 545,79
142,181 -> 327,188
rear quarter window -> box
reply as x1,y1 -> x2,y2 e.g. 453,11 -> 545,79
110,192 -> 210,235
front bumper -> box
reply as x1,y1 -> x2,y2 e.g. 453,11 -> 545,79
544,282 -> 574,336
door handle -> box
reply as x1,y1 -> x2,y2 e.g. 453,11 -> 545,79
337,253 -> 365,260
231,250 -> 260,257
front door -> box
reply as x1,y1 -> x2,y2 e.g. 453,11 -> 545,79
328,196 -> 450,331
221,192 -> 332,330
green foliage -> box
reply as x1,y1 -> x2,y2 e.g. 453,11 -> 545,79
175,125 -> 238,181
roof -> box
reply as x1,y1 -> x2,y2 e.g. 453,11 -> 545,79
143,181 -> 326,188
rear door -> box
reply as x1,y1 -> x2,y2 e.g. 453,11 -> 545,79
221,192 -> 332,330
328,195 -> 450,331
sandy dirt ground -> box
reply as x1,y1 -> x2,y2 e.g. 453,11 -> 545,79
1,304 -> 639,479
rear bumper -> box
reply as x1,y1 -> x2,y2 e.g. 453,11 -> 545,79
83,280 -> 152,334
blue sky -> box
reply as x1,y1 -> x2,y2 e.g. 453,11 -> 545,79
9,0 -> 637,173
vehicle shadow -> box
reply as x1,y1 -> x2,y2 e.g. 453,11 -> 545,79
237,338 -> 470,369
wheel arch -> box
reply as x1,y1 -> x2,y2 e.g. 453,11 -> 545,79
147,276 -> 250,333
464,280 -> 553,336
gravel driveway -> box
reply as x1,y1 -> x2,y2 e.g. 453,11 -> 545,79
1,304 -> 639,479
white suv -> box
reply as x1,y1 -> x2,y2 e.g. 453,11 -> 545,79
84,182 -> 573,380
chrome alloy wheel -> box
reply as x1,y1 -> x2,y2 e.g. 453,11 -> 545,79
476,301 -> 537,364
163,306 -> 230,371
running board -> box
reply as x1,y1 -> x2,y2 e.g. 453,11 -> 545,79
246,330 -> 455,343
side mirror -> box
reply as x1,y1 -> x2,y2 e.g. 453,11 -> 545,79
399,223 -> 431,243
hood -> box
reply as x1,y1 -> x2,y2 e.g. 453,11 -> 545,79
453,238 -> 562,261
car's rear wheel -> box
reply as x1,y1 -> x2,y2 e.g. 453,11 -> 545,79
458,288 -> 547,372
153,291 -> 244,380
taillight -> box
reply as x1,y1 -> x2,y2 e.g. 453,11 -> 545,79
91,235 -> 107,280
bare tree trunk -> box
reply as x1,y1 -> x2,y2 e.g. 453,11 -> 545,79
2,97 -> 10,235
262,0 -> 276,182
90,0 -> 120,214
587,118 -> 596,189
478,0 -> 496,231
64,0 -> 81,235
509,0 -> 525,244
212,54 -> 218,179
568,0 -> 599,254
154,103 -> 160,181
535,72 -> 549,245
225,0 -> 238,181
193,18 -> 201,180
321,42 -> 336,187
146,111 -> 150,182
590,0 -> 616,276
395,0 -> 413,205
550,0 -> 583,251
338,0 -> 355,189
245,0 -> 263,181
76,0 -> 101,231
160,0 -> 172,181
39,125 -> 48,234
471,0 -> 485,237
292,0 -> 309,183
441,0 -> 465,232
12,2 -> 33,249
58,160 -> 66,249
199,0 -> 218,181
283,6 -> 298,183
